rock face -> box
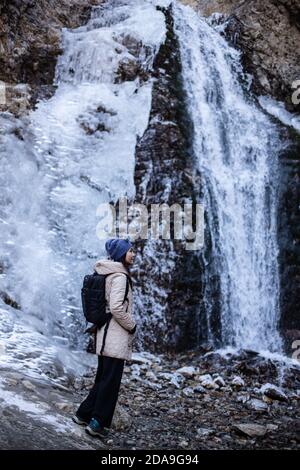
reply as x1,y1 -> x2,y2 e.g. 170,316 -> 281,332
132,4 -> 203,353
181,0 -> 300,352
277,128 -> 300,350
0,0 -> 103,115
181,0 -> 300,112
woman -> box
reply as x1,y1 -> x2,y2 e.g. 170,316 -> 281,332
73,237 -> 137,437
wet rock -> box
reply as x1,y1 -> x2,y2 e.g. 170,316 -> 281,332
234,361 -> 258,376
260,384 -> 289,402
0,291 -> 21,310
233,423 -> 267,438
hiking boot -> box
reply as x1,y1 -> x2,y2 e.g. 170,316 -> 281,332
85,417 -> 106,437
72,414 -> 89,426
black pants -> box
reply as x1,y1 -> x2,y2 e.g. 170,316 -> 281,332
76,355 -> 125,428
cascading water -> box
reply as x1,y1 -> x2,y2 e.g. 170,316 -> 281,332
0,0 -> 167,347
174,2 -> 283,353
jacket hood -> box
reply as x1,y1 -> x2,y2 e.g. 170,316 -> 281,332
94,258 -> 129,276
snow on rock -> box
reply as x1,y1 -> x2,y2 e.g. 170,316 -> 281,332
231,376 -> 245,388
131,351 -> 162,366
198,374 -> 219,390
176,366 -> 197,378
169,373 -> 186,389
213,375 -> 226,388
0,305 -> 95,384
258,96 -> 300,133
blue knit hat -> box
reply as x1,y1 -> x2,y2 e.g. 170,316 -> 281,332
105,237 -> 132,262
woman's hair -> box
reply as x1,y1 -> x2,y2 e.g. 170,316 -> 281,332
120,253 -> 132,276
119,252 -> 127,266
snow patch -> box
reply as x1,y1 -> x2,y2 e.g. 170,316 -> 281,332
259,96 -> 300,133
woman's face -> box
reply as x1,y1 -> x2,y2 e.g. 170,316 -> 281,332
125,247 -> 135,265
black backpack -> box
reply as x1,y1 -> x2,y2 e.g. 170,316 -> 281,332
81,271 -> 132,328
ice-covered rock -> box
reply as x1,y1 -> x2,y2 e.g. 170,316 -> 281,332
231,376 -> 245,388
176,366 -> 197,378
198,374 -> 219,389
169,373 -> 185,389
214,375 -> 226,388
197,428 -> 215,437
246,398 -> 269,412
182,387 -> 194,397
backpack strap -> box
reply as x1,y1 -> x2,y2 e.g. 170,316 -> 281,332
122,275 -> 130,303
100,314 -> 112,356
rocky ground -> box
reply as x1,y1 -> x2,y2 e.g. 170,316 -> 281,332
0,347 -> 299,450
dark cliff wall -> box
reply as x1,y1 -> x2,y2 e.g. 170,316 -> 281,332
132,5 -> 203,353
0,0 -> 103,115
182,0 -> 300,112
278,128 -> 300,352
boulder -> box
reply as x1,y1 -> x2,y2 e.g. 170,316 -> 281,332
233,423 -> 267,438
260,384 -> 289,402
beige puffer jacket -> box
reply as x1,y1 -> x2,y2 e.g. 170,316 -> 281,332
95,259 -> 136,361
